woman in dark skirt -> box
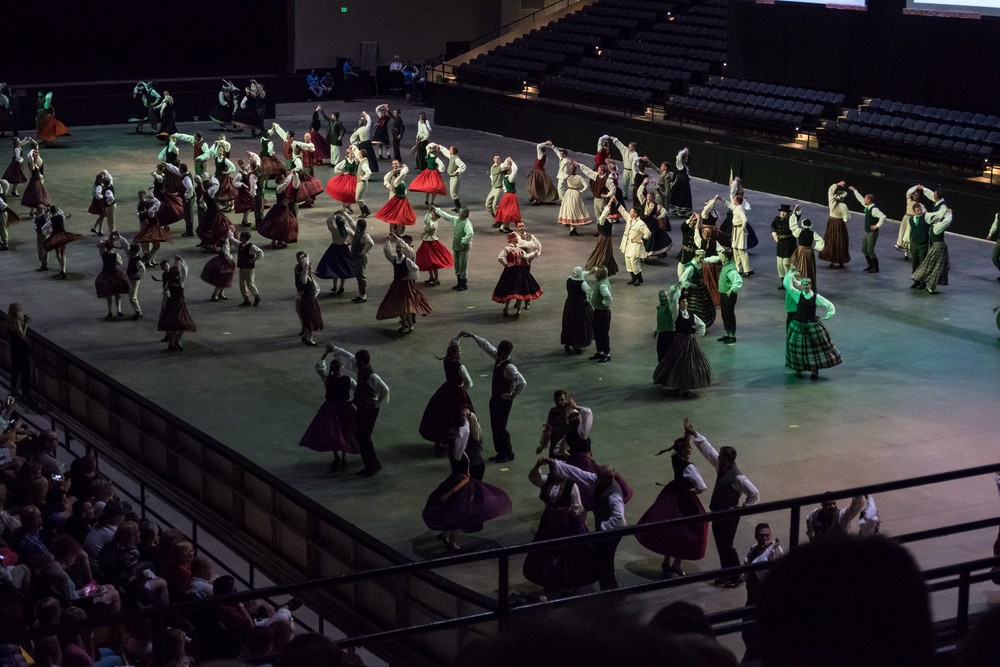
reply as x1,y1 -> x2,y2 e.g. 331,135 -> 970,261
295,252 -> 324,346
232,159 -> 257,227
783,269 -> 841,380
584,202 -> 619,277
376,235 -> 432,333
200,234 -> 236,302
35,91 -> 70,145
316,211 -> 357,294
300,349 -> 359,471
95,235 -> 130,320
911,208 -> 951,294
195,177 -> 235,251
561,266 -> 594,355
257,172 -> 299,249
232,88 -> 265,137
208,83 -> 236,130
155,91 -> 177,139
819,181 -> 851,268
133,191 -> 172,267
668,148 -> 692,217
3,134 -> 31,196
790,218 -> 824,291
20,148 -> 51,213
526,141 -> 559,205
157,256 -> 197,351
493,232 -> 543,318
422,410 -> 512,552
640,190 -> 672,261
212,153 -> 238,211
523,459 -> 599,594
636,423 -> 708,578
292,144 -> 324,207
41,205 -> 82,279
678,250 -> 716,329
257,133 -> 286,187
419,338 -> 475,455
371,104 -> 391,160
559,405 -> 634,513
698,230 -> 723,308
307,107 -> 331,163
653,294 -> 712,398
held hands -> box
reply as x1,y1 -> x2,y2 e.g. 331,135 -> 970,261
683,417 -> 696,438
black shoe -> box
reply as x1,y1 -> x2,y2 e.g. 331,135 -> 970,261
239,300 -> 251,307
351,296 -> 366,303
723,579 -> 743,589
253,296 -> 261,306
717,335 -> 731,342
564,344 -> 573,354
589,352 -> 604,360
105,314 -> 115,321
488,454 -> 514,463
36,266 -> 49,272
725,337 -> 736,344
456,282 -> 468,291
598,354 -> 611,363
523,302 -> 530,311
910,281 -> 921,289
130,313 -> 143,321
357,466 -> 382,477
181,232 -> 194,238
745,271 -> 755,277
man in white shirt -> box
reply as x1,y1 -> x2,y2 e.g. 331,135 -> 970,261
327,344 -> 390,477
848,186 -> 886,273
460,332 -> 525,463
805,494 -> 865,541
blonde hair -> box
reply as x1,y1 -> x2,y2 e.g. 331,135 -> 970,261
6,303 -> 26,339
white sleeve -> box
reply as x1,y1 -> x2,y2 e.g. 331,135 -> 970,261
683,464 -> 708,492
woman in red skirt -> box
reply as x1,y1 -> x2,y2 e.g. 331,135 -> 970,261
300,351 -> 359,472
377,235 -> 432,334
195,175 -> 235,251
41,205 -> 81,279
20,147 -> 51,214
233,159 -> 257,227
35,92 -> 70,145
415,209 -> 453,287
3,133 -> 31,197
200,233 -> 236,302
325,145 -> 359,212
94,235 -> 130,320
492,231 -> 542,317
409,142 -> 447,207
157,256 -> 197,351
292,143 -> 324,208
133,191 -> 172,267
493,157 -> 521,233
258,172 -> 299,249
374,161 -> 416,235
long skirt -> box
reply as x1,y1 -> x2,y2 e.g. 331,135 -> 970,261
299,400 -> 359,454
310,132 -> 330,163
197,211 -> 234,248
785,319 -> 842,372
200,256 -> 235,288
492,265 -> 543,303
256,202 -> 298,243
415,240 -> 453,271
209,102 -> 233,126
561,299 -> 594,349
260,156 -> 286,181
163,169 -> 185,196
20,178 -> 51,209
88,198 -> 106,216
43,231 -> 83,251
325,174 -> 357,204
95,268 -> 129,298
791,247 -> 818,291
685,282 -> 716,329
232,106 -> 264,132
155,193 -> 185,226
653,335 -> 713,390
157,296 -> 197,332
566,453 -> 634,511
376,279 -> 432,320
234,186 -> 255,214
375,196 -> 417,227
410,168 -> 446,195
526,169 -> 559,204
701,263 -> 721,308
557,190 -> 592,226
421,473 -> 512,531
644,223 -> 673,257
216,174 -> 238,205
2,159 -> 26,185
37,115 -> 70,143
315,244 -> 356,279
419,382 -> 474,445
298,293 -> 324,331
635,481 -> 709,560
585,236 -> 619,277
911,241 -> 949,288
133,221 -> 172,244
669,177 -> 692,214
297,173 -> 325,202
494,193 -> 521,224
818,216 -> 850,264
897,215 -> 912,249
522,509 -> 599,591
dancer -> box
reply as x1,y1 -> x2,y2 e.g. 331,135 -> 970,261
910,205 -> 953,294
433,206 -> 473,291
770,203 -> 798,287
594,134 -> 610,169
557,162 -> 593,235
257,171 -> 300,249
374,160 -> 416,235
703,249 -> 742,344
94,234 -> 130,320
898,187 -> 922,260
254,131 -> 286,188
679,250 -> 716,329
121,242 -> 145,321
293,141 -> 324,208
350,110 -> 379,174
635,422 -> 708,577
618,199 -> 651,286
294,252 -> 324,346
849,186 -> 886,273
790,216 -> 825,290
211,149 -> 238,211
200,232 -> 236,302
350,218 -> 374,303
654,284 -> 682,361
485,154 -> 504,219
89,171 -> 116,235
422,409 -> 512,552
172,132 -> 211,178
584,199 -> 618,276
419,336 -> 475,454
306,108 -> 330,164
493,158 -> 521,234
3,134 -> 31,196
133,190 -> 172,267
20,146 -> 51,213
668,148 -> 692,216
41,205 -> 81,279
300,350 -> 359,472
208,81 -> 238,130
988,211 -> 1000,281
194,172 -> 235,251
390,109 -> 405,162
445,145 -> 466,211
316,211 -> 356,295
130,82 -> 161,134
155,90 -> 177,138
410,142 -> 447,208
349,147 -> 373,217
640,190 -> 672,261
697,226 -> 723,308
783,269 -> 841,380
0,179 -> 17,251
526,141 -> 559,205
235,231 -> 263,307
589,267 -> 612,362
35,92 -> 70,145
652,289 -> 711,397
232,159 -> 258,227
578,162 -> 612,222
157,256 -> 196,351
459,331 -> 526,464
33,207 -> 51,271
414,112 -> 431,171
320,109 -> 347,166
560,267 -> 593,355
376,233 -> 432,334
371,104 -> 391,160
325,145 -> 359,211
233,85 -> 266,137
414,209 -> 453,287
492,231 -> 542,318
550,145 -> 571,201
325,344 -> 390,477
817,181 -> 851,268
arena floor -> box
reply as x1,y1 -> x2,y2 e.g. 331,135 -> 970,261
3,99 -> 999,653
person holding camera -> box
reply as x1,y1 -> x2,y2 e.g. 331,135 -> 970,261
6,303 -> 31,404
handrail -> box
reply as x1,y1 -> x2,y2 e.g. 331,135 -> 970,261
466,0 -> 577,53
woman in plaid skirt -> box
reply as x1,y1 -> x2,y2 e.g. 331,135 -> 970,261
783,268 -> 841,380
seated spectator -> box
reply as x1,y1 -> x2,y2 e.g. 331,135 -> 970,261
163,539 -> 195,601
15,460 -> 48,509
10,505 -> 52,570
58,605 -> 123,667
98,520 -> 168,606
83,501 -> 126,561
32,431 -> 61,478
137,518 -> 159,564
88,478 -> 115,515
66,454 -> 97,502
39,535 -> 120,615
160,627 -> 194,667
306,69 -> 322,100
42,486 -> 71,535
0,483 -> 21,537
186,556 -> 214,599
32,596 -> 63,667
389,55 -> 403,72
320,72 -> 335,98
757,536 -> 933,667
62,498 -> 95,546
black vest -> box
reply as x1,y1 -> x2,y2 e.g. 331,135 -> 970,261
593,479 -> 623,530
675,312 -> 695,335
797,228 -> 814,247
565,416 -> 591,455
126,256 -> 143,280
325,374 -> 353,402
492,358 -> 511,397
355,365 -> 379,408
910,215 -> 929,245
709,462 -> 743,511
237,243 -> 256,269
350,232 -> 369,256
793,293 -> 817,322
443,359 -> 463,385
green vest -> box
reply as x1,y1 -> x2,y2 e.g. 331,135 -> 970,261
909,215 -> 929,245
503,175 -> 516,194
717,261 -> 738,293
589,279 -> 611,311
393,181 -> 407,197
864,207 -> 877,231
346,161 -> 359,176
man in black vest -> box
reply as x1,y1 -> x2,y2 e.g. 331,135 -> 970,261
236,231 -> 263,306
849,186 -> 886,273
461,332 -> 526,464
686,418 -> 759,587
327,344 -> 390,477
770,204 -> 798,289
909,203 -> 930,289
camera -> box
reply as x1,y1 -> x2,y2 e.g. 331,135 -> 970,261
52,474 -> 63,482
